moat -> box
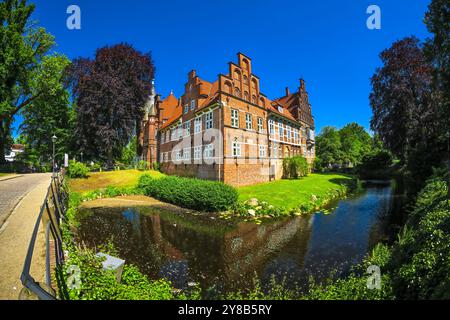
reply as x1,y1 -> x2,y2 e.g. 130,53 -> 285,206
76,181 -> 403,295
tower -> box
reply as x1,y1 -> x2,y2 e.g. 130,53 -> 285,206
139,80 -> 159,168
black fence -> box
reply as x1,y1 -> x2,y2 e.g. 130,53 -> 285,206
20,172 -> 68,300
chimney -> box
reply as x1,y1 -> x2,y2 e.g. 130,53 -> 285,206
285,87 -> 290,96
188,70 -> 196,79
299,79 -> 305,92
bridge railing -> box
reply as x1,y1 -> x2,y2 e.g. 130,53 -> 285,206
20,172 -> 68,300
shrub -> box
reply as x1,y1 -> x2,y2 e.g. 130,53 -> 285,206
67,160 -> 89,178
283,156 -> 309,179
138,175 -> 238,212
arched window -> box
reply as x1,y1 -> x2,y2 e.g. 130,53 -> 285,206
234,69 -> 241,81
260,97 -> 265,107
251,79 -> 257,90
244,91 -> 249,101
242,58 -> 250,71
235,87 -> 241,98
243,75 -> 248,83
252,95 -> 257,104
224,81 -> 232,94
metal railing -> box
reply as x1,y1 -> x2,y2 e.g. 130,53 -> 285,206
20,172 -> 68,300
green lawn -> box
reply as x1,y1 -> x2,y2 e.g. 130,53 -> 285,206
0,173 -> 14,178
69,169 -> 165,193
238,173 -> 354,210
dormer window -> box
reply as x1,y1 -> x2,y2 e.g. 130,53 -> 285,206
190,100 -> 196,110
277,106 -> 284,113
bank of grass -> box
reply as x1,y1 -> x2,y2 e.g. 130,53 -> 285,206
68,169 -> 165,194
234,173 -> 358,219
0,173 -> 13,178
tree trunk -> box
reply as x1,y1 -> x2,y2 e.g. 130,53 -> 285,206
0,119 -> 7,165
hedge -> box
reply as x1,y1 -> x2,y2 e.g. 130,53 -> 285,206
138,174 -> 238,212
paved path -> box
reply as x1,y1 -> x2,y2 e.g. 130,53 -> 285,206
0,173 -> 52,300
0,174 -> 50,229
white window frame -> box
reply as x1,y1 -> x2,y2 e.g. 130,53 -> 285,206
190,100 -> 196,111
183,147 -> 190,160
177,124 -> 183,139
257,117 -> 263,133
279,122 -> 284,138
184,121 -> 190,137
204,144 -> 214,159
231,109 -> 239,128
194,116 -> 202,134
269,119 -> 275,135
194,146 -> 202,160
245,113 -> 252,130
232,141 -> 242,157
205,111 -> 214,129
259,145 -> 266,158
175,150 -> 182,161
287,124 -> 291,140
184,104 -> 189,114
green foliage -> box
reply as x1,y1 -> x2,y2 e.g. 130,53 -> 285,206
119,136 -> 137,166
67,160 -> 89,178
282,156 -> 309,179
138,174 -> 238,212
357,149 -> 394,179
0,0 -> 58,163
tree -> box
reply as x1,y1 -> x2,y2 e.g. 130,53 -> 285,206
19,54 -> 74,168
68,44 -> 154,165
315,126 -> 343,168
339,122 -> 372,166
369,37 -> 434,165
424,0 -> 450,196
0,0 -> 55,164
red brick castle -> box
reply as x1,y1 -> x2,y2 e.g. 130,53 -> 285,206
139,53 -> 315,187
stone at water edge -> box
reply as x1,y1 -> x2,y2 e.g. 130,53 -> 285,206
247,198 -> 259,206
247,209 -> 256,216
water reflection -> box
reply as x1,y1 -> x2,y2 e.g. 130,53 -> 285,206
77,182 -> 400,294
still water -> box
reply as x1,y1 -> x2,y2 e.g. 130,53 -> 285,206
77,181 -> 401,294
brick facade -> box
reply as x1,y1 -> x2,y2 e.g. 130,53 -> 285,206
139,53 -> 315,187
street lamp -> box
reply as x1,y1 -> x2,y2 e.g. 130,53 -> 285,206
52,135 -> 57,175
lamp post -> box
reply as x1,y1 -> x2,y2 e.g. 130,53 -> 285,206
52,135 -> 57,176
81,151 -> 84,163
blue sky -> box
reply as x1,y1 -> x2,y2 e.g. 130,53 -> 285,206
13,0 -> 432,136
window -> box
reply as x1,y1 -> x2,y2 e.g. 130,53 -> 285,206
287,124 -> 291,140
184,121 -> 190,137
278,122 -> 284,138
161,134 -> 165,144
194,146 -> 202,160
175,150 -> 182,161
235,88 -> 241,98
259,145 -> 266,158
294,128 -> 299,144
257,117 -> 263,132
269,119 -> 275,135
183,147 -> 190,160
204,144 -> 214,159
194,116 -> 202,134
231,109 -> 239,128
244,91 -> 249,101
252,95 -> 257,104
190,100 -> 196,111
165,131 -> 169,143
245,113 -> 252,130
171,128 -> 176,141
232,141 -> 242,157
177,124 -> 183,139
205,111 -> 213,129
184,104 -> 189,114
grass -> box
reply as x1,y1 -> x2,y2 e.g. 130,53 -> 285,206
68,169 -> 165,193
0,173 -> 15,178
237,173 -> 354,210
